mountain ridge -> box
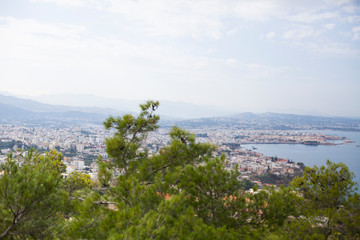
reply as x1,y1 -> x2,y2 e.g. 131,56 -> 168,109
1,94 -> 359,130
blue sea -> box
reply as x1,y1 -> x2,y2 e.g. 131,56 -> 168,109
243,130 -> 360,190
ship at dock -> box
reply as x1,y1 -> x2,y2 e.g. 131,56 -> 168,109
303,141 -> 320,146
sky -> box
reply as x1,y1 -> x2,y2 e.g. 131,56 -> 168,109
0,0 -> 359,117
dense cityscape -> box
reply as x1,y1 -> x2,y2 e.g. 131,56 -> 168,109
0,122 -> 353,187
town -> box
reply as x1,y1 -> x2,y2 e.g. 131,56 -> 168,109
0,123 -> 350,187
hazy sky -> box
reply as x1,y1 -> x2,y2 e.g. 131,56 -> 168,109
0,0 -> 359,117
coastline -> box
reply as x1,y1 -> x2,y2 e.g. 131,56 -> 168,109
241,140 -> 352,146
241,130 -> 360,193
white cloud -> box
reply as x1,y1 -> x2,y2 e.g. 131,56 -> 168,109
24,0 -> 360,41
341,4 -> 360,14
279,23 -> 359,56
226,28 -> 238,36
285,11 -> 339,23
4,1 -> 357,115
265,31 -> 276,39
106,0 -> 225,39
323,23 -> 336,30
0,17 -> 288,102
352,26 -> 360,40
0,16 -> 87,38
231,1 -> 283,21
296,40 -> 359,56
244,63 -> 288,78
323,0 -> 354,7
283,26 -> 322,39
347,15 -> 360,23
105,0 -> 358,39
29,0 -> 104,9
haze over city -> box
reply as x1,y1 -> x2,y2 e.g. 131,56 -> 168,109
0,0 -> 359,117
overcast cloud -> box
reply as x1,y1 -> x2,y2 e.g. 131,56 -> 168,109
0,0 -> 359,116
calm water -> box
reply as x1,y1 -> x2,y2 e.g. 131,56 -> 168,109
243,131 -> 360,189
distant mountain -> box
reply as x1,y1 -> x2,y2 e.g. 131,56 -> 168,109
0,94 -> 206,126
0,94 -> 122,115
0,103 -> 107,126
30,93 -> 233,119
174,112 -> 360,131
0,103 -> 32,119
0,94 -> 120,126
1,93 -> 359,130
31,93 -> 138,113
229,112 -> 358,123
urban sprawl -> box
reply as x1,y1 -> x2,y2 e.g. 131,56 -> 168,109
0,124 -> 350,187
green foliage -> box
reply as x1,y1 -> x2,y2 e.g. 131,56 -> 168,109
0,149 -> 67,239
262,186 -> 299,229
2,101 -> 359,239
256,173 -> 295,186
103,100 -> 160,174
65,171 -> 93,196
137,125 -> 215,187
292,160 -> 357,210
67,101 -> 360,239
178,156 -> 247,228
97,156 -> 113,188
0,140 -> 23,150
240,179 -> 256,191
278,160 -> 360,239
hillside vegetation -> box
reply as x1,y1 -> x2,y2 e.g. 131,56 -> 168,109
0,101 -> 359,239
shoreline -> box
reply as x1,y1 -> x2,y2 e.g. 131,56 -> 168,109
241,140 -> 353,147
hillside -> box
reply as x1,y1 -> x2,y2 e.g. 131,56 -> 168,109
1,94 -> 360,130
